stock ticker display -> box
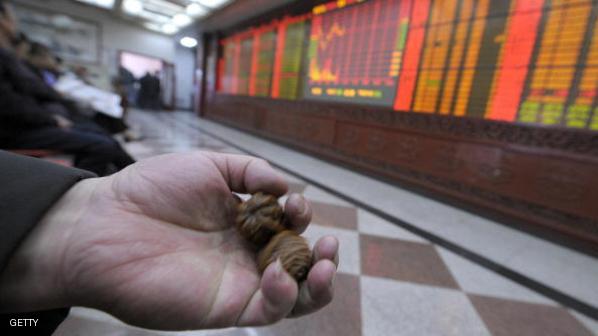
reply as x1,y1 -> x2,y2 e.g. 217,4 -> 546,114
217,0 -> 598,130
219,16 -> 308,99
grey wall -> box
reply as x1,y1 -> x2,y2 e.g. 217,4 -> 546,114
174,44 -> 196,110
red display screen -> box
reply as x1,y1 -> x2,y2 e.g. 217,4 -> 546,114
217,0 -> 598,131
305,0 -> 404,106
218,16 -> 308,100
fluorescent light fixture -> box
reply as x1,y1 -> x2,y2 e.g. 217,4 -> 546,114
143,0 -> 184,16
196,0 -> 231,9
123,0 -> 143,14
180,37 -> 198,48
138,10 -> 171,24
144,22 -> 162,32
186,3 -> 208,17
75,0 -> 115,9
96,0 -> 115,8
172,13 -> 192,27
162,23 -> 179,34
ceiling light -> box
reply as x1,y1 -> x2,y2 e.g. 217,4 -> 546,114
144,22 -> 162,32
96,0 -> 115,8
123,0 -> 143,15
186,3 -> 208,17
196,0 -> 231,9
75,0 -> 115,9
180,37 -> 198,48
162,23 -> 179,34
138,10 -> 171,24
172,13 -> 192,27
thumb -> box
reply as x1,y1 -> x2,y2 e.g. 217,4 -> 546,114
236,259 -> 298,326
204,152 -> 288,196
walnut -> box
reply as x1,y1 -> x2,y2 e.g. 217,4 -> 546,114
257,230 -> 312,282
236,193 -> 313,282
236,192 -> 286,246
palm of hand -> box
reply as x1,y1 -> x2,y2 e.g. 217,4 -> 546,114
61,153 -> 335,330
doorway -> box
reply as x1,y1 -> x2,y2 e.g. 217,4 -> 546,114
118,51 -> 176,110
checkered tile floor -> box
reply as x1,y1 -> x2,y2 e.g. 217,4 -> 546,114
54,111 -> 598,336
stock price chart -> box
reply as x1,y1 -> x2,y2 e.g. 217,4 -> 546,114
304,0 -> 405,106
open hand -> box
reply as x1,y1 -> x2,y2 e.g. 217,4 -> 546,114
0,152 -> 339,330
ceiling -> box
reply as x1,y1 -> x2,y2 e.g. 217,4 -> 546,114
73,0 -> 233,35
195,0 -> 297,33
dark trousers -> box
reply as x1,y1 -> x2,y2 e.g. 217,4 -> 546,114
2,126 -> 135,176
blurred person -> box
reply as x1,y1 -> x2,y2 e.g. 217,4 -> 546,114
138,71 -> 162,110
0,1 -> 135,175
68,65 -> 130,133
16,33 -> 133,139
118,65 -> 137,106
10,32 -> 96,123
6,33 -> 68,112
12,31 -> 28,59
150,70 -> 162,109
0,150 -> 339,334
72,64 -> 92,85
27,41 -> 60,85
137,71 -> 153,109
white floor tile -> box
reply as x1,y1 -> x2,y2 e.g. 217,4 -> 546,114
361,276 -> 491,336
302,185 -> 352,207
504,238 -> 598,307
570,311 -> 598,335
437,248 -> 556,306
357,209 -> 427,243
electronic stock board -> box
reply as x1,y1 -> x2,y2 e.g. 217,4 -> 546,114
218,0 -> 598,130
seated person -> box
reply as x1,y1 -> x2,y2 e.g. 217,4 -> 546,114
26,41 -> 60,86
0,2 -> 135,175
24,38 -> 139,139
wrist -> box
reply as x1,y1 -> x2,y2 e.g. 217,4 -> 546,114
0,178 -> 98,313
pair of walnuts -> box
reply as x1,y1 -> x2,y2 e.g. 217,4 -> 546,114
236,193 -> 312,281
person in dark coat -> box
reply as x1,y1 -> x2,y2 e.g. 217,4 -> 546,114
0,2 -> 135,175
137,71 -> 153,109
150,71 -> 162,109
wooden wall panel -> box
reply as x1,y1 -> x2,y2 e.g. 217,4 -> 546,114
204,94 -> 598,252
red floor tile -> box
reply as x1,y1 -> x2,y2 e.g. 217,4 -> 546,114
361,234 -> 459,289
311,201 -> 358,230
469,294 -> 593,336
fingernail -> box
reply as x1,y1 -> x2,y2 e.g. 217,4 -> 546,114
294,194 -> 305,214
326,236 -> 339,251
329,271 -> 336,287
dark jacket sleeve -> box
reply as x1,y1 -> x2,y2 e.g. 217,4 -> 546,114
0,79 -> 59,127
0,151 -> 95,335
10,62 -> 65,103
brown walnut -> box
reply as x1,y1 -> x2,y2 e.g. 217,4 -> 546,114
236,192 -> 286,246
257,230 -> 312,282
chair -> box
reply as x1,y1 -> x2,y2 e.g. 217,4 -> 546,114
7,149 -> 73,167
